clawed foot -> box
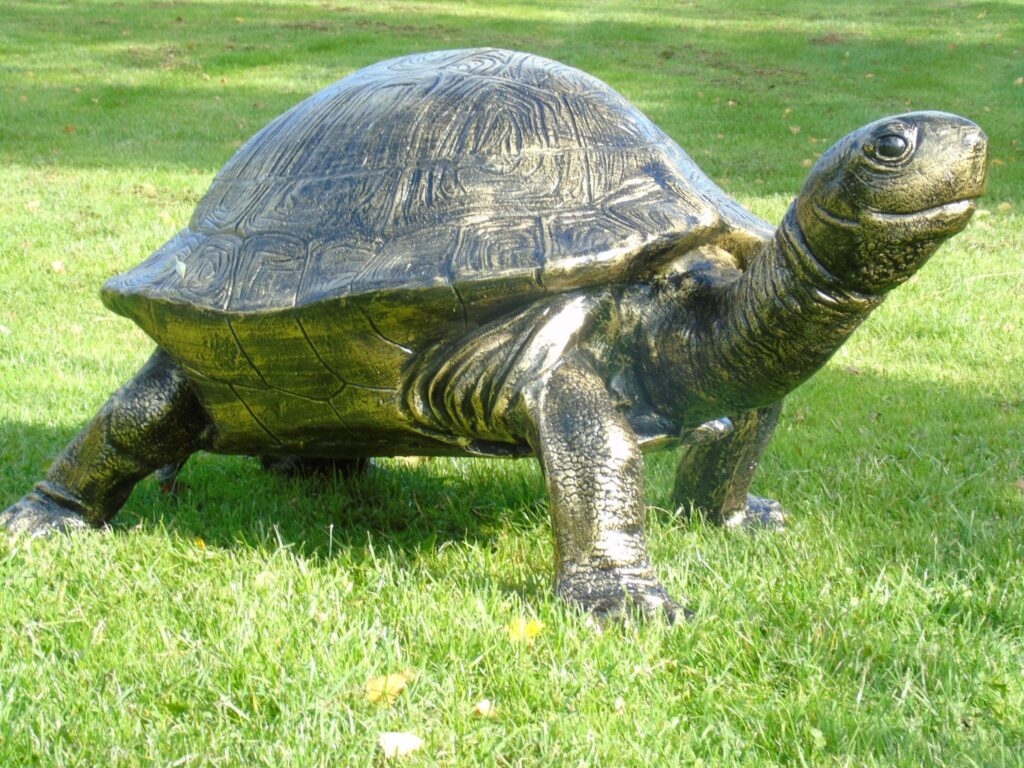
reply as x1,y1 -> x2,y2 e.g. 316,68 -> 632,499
0,491 -> 90,538
557,566 -> 692,624
722,495 -> 787,531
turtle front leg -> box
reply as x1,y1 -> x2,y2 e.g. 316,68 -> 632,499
671,402 -> 786,529
525,359 -> 686,622
1,348 -> 212,537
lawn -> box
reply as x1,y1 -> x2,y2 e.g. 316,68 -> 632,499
1,0 -> 1022,765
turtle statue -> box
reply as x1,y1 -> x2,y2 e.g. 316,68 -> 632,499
1,48 -> 987,620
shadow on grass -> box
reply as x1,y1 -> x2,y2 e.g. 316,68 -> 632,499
0,414 -> 547,552
3,367 -> 1020,586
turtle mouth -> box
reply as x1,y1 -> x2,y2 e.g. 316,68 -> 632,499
869,197 -> 976,223
861,197 -> 979,236
814,197 -> 978,233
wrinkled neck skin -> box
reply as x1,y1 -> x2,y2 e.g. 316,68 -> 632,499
643,206 -> 884,426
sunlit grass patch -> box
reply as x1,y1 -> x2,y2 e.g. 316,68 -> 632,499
1,1 -> 1022,765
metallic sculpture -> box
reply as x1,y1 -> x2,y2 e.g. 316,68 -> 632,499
1,49 -> 987,620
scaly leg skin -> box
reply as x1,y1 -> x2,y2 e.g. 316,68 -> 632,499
671,402 -> 787,530
526,359 -> 688,623
1,348 -> 213,537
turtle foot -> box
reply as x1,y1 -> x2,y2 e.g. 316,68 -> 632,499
722,495 -> 787,531
155,462 -> 190,497
557,566 -> 692,624
0,491 -> 91,538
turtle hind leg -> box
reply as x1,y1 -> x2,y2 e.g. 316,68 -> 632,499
672,402 -> 786,530
1,348 -> 213,537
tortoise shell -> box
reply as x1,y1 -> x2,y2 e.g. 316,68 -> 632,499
100,48 -> 771,453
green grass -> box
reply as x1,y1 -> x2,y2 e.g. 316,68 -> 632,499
1,0 -> 1023,765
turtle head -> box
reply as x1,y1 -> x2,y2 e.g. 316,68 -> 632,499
794,111 -> 987,294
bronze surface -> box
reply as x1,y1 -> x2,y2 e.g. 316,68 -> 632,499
1,48 -> 988,620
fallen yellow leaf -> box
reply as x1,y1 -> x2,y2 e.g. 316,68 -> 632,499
378,731 -> 423,759
366,670 -> 414,704
473,699 -> 497,718
507,617 -> 544,644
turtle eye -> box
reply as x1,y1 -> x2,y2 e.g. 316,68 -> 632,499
864,132 -> 912,164
876,134 -> 908,159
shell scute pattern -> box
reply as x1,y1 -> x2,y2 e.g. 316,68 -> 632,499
227,314 -> 343,398
147,305 -> 258,386
298,240 -> 379,306
181,235 -> 241,309
106,49 -> 737,314
229,233 -> 307,312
